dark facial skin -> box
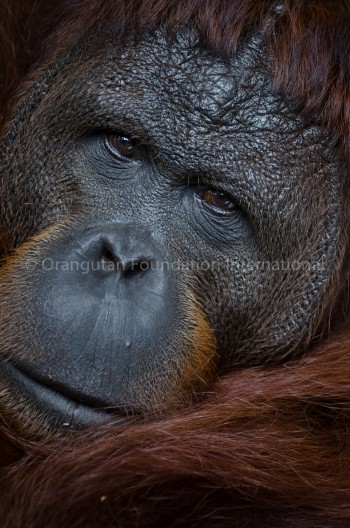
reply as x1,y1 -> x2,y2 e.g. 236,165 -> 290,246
0,28 -> 346,435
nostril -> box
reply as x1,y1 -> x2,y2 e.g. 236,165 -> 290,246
98,244 -> 119,273
81,229 -> 158,279
101,245 -> 117,263
98,241 -> 152,278
122,259 -> 151,279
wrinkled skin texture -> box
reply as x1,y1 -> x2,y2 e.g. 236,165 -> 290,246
0,28 -> 345,435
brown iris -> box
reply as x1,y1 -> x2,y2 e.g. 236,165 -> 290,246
105,133 -> 140,161
197,189 -> 238,215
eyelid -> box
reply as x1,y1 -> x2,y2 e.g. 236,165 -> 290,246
192,179 -> 242,218
103,132 -> 142,162
193,182 -> 237,203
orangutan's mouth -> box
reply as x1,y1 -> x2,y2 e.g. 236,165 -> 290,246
1,359 -> 130,431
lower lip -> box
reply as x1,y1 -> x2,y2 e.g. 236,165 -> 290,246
0,359 -> 124,431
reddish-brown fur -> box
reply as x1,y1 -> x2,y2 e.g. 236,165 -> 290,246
1,1 -> 350,526
1,336 -> 350,527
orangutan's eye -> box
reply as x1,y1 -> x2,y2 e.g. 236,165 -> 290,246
196,189 -> 239,217
105,133 -> 140,161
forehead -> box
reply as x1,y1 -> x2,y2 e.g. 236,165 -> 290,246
98,29 -> 260,122
36,26 -> 331,191
62,28 -> 309,165
73,28 -> 289,130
